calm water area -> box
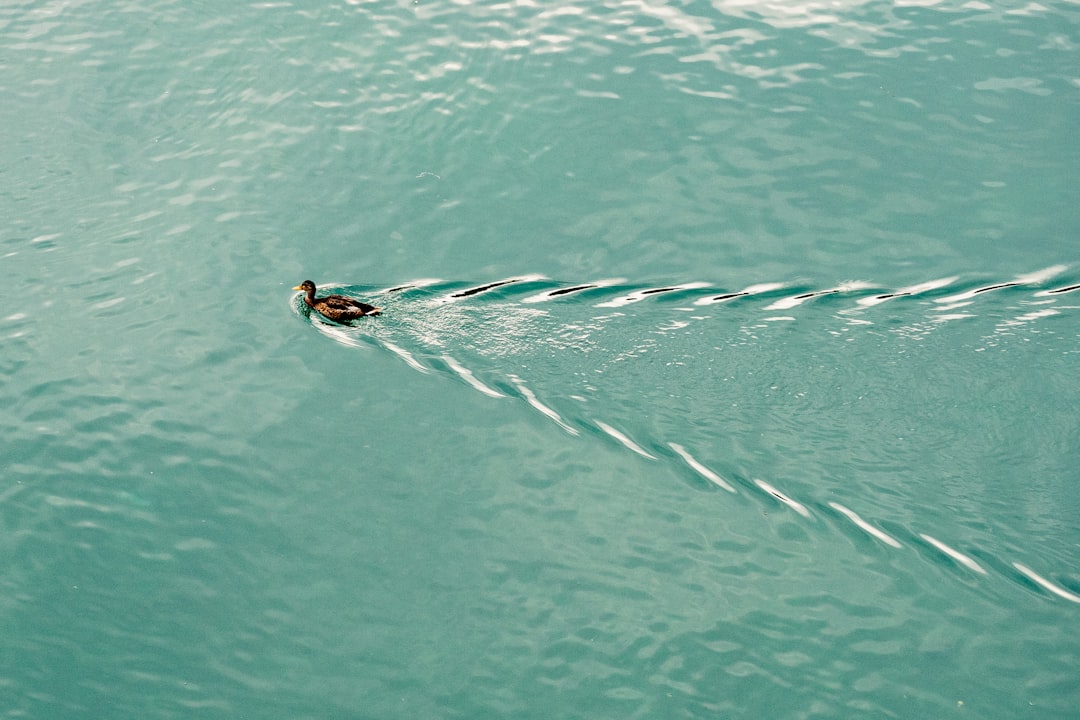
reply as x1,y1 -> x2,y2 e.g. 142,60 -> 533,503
2,0 -> 1078,717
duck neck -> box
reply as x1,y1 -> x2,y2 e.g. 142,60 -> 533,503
304,288 -> 318,306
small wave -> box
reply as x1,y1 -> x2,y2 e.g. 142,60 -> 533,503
291,264 -> 1079,605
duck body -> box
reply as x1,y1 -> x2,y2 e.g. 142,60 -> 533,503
293,280 -> 381,322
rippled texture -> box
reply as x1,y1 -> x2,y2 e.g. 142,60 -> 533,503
2,0 -> 1078,717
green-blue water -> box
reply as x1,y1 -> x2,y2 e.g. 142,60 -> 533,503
3,0 -> 1078,716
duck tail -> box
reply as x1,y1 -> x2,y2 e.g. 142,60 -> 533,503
368,307 -> 382,317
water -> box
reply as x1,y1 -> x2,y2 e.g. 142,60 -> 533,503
2,0 -> 1078,717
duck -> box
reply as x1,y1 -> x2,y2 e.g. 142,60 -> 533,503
293,280 -> 382,322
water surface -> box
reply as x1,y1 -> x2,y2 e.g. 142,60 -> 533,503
2,0 -> 1078,717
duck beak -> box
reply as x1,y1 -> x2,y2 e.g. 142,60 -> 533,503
292,285 -> 303,291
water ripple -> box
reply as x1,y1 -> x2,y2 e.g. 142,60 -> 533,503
292,264 -> 1080,607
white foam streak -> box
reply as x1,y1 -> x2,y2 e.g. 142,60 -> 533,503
764,295 -> 818,311
856,276 -> 959,307
381,340 -> 429,373
693,282 -> 786,306
509,375 -> 578,436
381,277 -> 442,293
595,421 -> 656,459
919,534 -> 986,574
442,355 -> 504,398
436,274 -> 548,303
765,282 -> 873,311
1013,563 -> 1080,603
521,278 -> 625,304
754,479 -> 811,518
595,282 -> 709,308
668,443 -> 736,493
936,265 -> 1070,304
829,502 -> 902,547
741,282 -> 787,295
1014,264 -> 1068,284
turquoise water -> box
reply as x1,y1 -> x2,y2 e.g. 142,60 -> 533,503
2,0 -> 1078,716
